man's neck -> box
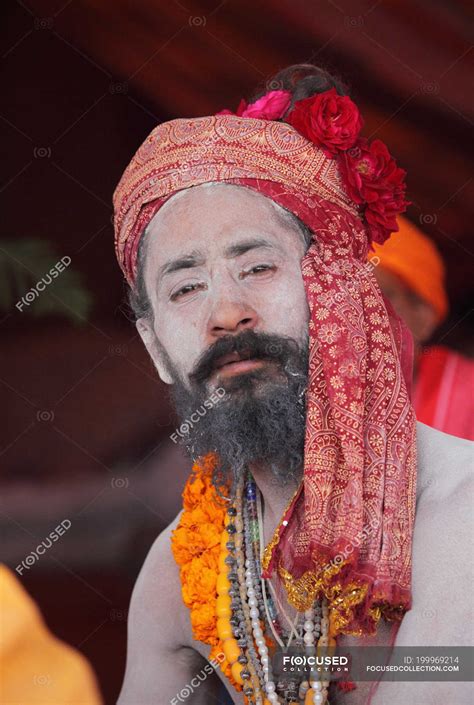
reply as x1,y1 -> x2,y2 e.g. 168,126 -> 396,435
248,461 -> 302,546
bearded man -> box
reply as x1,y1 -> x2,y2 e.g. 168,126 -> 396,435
113,65 -> 473,705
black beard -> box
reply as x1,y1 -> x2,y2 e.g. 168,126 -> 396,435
169,329 -> 308,492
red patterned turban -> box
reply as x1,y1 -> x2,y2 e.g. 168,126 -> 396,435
113,98 -> 417,637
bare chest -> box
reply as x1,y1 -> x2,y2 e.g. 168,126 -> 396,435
180,490 -> 471,704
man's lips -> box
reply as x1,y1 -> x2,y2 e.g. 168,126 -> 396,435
215,358 -> 266,377
212,351 -> 267,378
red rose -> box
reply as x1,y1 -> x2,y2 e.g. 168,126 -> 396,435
339,138 -> 410,244
286,88 -> 363,157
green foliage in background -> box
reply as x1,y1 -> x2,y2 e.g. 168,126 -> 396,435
0,239 -> 93,323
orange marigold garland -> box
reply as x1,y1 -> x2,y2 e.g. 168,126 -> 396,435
170,453 -> 244,691
171,455 -> 356,703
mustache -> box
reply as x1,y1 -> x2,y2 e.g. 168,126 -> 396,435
189,329 -> 306,386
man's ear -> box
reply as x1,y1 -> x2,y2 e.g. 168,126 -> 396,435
414,301 -> 439,345
136,317 -> 173,384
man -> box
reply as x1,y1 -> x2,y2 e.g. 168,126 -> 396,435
113,65 -> 473,704
372,217 -> 474,441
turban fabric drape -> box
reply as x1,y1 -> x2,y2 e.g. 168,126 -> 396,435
113,115 -> 417,636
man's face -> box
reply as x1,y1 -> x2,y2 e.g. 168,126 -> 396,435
137,183 -> 311,484
139,183 -> 310,389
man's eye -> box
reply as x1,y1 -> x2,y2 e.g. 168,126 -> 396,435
170,282 -> 206,301
240,264 -> 276,279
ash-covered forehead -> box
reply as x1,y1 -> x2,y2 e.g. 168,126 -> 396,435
129,180 -> 314,322
145,181 -> 314,250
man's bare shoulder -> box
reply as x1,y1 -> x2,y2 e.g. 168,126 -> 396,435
415,421 -> 473,551
416,421 -> 473,499
353,423 -> 474,705
130,510 -> 188,648
408,423 -> 473,648
117,511 -> 210,705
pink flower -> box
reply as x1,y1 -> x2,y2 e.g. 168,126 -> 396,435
216,98 -> 248,116
241,90 -> 291,119
217,91 -> 291,120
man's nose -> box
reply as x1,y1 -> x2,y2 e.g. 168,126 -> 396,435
207,297 -> 259,338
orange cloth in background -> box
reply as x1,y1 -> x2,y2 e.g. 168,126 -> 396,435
414,346 -> 474,441
372,217 -> 473,440
0,565 -> 102,705
371,216 -> 449,323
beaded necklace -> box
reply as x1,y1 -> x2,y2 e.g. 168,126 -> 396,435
216,470 -> 334,705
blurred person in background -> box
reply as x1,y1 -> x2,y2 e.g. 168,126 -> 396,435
372,216 -> 474,441
0,565 -> 102,705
